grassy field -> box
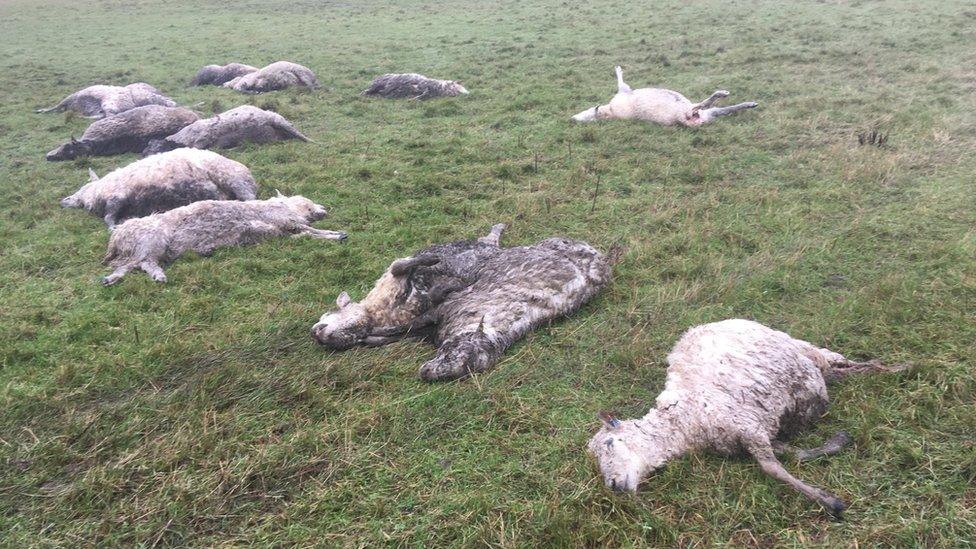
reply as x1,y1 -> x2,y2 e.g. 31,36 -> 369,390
1,0 -> 975,545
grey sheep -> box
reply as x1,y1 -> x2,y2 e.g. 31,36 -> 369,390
311,224 -> 611,381
143,105 -> 310,155
36,83 -> 177,118
361,73 -> 469,100
223,62 -> 319,93
102,193 -> 347,285
60,148 -> 257,228
190,63 -> 259,86
572,66 -> 757,126
46,105 -> 200,161
588,319 -> 905,516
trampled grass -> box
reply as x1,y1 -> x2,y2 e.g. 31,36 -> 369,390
0,0 -> 974,545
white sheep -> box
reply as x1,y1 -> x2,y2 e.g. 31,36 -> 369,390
102,193 -> 347,285
60,148 -> 257,228
572,66 -> 757,126
35,83 -> 177,118
223,62 -> 319,93
142,105 -> 310,155
190,63 -> 259,86
587,319 -> 904,515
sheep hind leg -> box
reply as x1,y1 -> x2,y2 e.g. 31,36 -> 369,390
818,349 -> 909,382
773,431 -> 852,461
614,66 -> 632,94
698,102 -> 759,122
692,90 -> 730,112
748,441 -> 847,517
477,223 -> 506,246
139,260 -> 167,283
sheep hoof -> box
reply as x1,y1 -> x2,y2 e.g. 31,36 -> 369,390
824,496 -> 847,518
102,275 -> 120,286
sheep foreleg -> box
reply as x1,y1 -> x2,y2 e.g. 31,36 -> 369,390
748,441 -> 847,517
773,431 -> 852,461
103,263 -> 136,286
295,227 -> 348,241
477,223 -> 507,247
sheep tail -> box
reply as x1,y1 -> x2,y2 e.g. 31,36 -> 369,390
35,100 -> 66,114
606,242 -> 626,266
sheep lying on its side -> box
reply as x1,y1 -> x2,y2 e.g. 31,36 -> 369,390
361,73 -> 469,100
572,66 -> 757,126
588,319 -> 905,516
60,148 -> 257,228
223,62 -> 319,93
36,83 -> 177,118
46,105 -> 200,161
190,63 -> 259,86
311,224 -> 611,381
143,106 -> 310,155
102,194 -> 347,285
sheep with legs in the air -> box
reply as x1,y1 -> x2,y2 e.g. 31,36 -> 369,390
572,66 -> 757,126
311,224 -> 612,381
588,319 -> 906,516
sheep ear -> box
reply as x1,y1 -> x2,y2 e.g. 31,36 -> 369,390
597,411 -> 621,429
336,291 -> 351,309
88,168 -> 99,182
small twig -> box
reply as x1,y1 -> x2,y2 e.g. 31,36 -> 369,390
590,174 -> 601,214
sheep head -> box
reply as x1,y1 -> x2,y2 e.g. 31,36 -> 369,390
571,104 -> 612,123
46,137 -> 90,161
278,194 -> 327,222
587,410 -> 675,493
310,291 -> 371,350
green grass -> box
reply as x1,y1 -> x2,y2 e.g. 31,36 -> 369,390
1,0 -> 975,545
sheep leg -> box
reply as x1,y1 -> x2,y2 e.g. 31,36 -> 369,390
748,441 -> 847,516
818,348 -> 908,382
419,330 -> 502,381
692,90 -> 730,112
103,199 -> 124,229
103,263 -> 136,286
295,227 -> 348,241
390,254 -> 441,276
697,102 -> 759,122
139,260 -> 167,283
773,431 -> 852,461
477,223 -> 506,247
614,66 -> 632,94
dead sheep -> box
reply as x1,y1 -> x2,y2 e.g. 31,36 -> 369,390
102,194 -> 347,285
361,73 -> 469,99
46,105 -> 200,161
36,83 -> 177,118
572,66 -> 757,126
588,319 -> 906,515
60,148 -> 257,228
223,62 -> 320,93
190,63 -> 259,86
311,224 -> 611,381
143,105 -> 310,155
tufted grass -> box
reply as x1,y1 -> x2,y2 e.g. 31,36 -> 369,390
1,0 -> 975,545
